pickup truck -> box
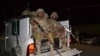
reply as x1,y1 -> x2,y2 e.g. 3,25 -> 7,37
4,17 -> 82,56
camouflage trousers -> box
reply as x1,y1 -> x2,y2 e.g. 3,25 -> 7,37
56,31 -> 68,52
33,32 -> 55,56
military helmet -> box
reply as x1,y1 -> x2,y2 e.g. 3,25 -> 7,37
50,12 -> 58,19
36,8 -> 45,14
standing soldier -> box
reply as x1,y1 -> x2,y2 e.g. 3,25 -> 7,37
31,8 -> 54,56
30,11 -> 37,39
48,12 -> 68,52
30,10 -> 42,56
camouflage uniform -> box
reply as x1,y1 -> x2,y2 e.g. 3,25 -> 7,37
48,12 -> 67,52
30,11 -> 37,38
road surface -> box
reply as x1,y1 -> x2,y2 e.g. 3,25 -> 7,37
70,44 -> 100,56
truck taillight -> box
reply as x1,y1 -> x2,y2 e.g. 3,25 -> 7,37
27,43 -> 35,56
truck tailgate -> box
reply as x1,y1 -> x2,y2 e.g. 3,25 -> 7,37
35,48 -> 82,56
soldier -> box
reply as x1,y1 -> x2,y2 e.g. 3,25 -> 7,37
32,8 -> 54,56
48,12 -> 68,52
30,11 -> 37,38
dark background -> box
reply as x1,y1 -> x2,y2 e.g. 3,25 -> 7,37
0,0 -> 100,34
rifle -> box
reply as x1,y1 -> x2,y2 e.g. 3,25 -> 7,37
63,26 -> 78,42
56,22 -> 78,43
33,19 -> 62,56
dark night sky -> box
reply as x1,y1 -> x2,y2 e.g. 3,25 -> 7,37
0,0 -> 100,31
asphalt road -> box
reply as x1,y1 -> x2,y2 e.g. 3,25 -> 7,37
70,43 -> 100,56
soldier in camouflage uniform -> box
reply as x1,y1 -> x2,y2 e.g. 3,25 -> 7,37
30,11 -> 37,39
48,12 -> 67,52
31,8 -> 54,56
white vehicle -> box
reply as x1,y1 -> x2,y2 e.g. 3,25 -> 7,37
5,17 -> 35,56
5,17 -> 82,56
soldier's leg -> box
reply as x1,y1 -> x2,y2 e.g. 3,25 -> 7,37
48,33 -> 54,56
35,33 -> 42,56
61,35 -> 67,52
50,43 -> 54,56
